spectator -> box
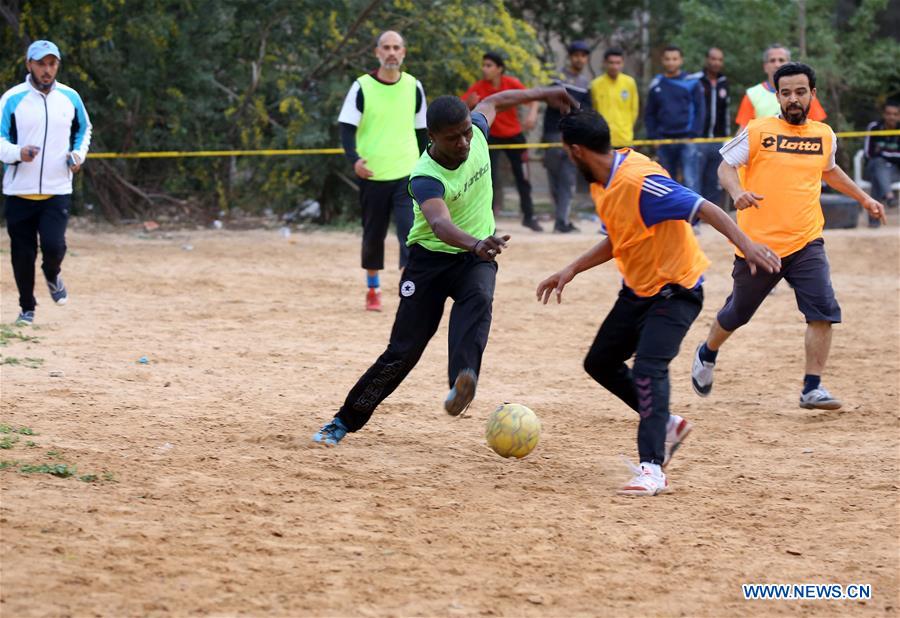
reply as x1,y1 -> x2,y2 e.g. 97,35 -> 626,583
645,45 -> 704,196
543,41 -> 593,233
864,99 -> 899,226
462,52 -> 543,232
735,44 -> 826,129
688,47 -> 730,205
589,47 -> 639,147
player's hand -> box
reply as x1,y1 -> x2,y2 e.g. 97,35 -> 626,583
742,242 -> 781,275
19,145 -> 40,162
733,191 -> 764,210
354,158 -> 373,179
860,196 -> 887,225
523,116 -> 537,132
67,152 -> 82,173
536,267 -> 576,304
543,86 -> 580,114
472,234 -> 510,261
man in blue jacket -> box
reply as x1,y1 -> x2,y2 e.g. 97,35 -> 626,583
645,46 -> 704,196
1,40 -> 92,326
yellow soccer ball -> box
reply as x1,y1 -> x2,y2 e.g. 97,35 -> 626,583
485,403 -> 541,458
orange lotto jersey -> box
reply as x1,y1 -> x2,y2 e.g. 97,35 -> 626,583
738,116 -> 835,257
590,150 -> 710,297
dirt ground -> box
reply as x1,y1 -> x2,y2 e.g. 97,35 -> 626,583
1,214 -> 898,617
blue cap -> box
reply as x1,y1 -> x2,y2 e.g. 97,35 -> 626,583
568,40 -> 591,55
27,40 -> 61,61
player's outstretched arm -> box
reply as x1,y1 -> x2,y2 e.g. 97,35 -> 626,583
419,197 -> 510,261
474,87 -> 579,129
823,165 -> 887,224
696,201 -> 781,275
536,238 -> 613,304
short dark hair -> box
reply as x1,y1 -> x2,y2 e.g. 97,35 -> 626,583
773,62 -> 816,90
482,51 -> 505,68
603,47 -> 624,60
662,45 -> 682,56
427,95 -> 470,132
884,98 -> 900,110
559,110 -> 611,154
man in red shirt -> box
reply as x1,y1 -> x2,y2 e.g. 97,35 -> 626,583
462,52 -> 542,231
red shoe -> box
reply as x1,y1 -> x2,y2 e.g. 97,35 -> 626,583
365,288 -> 382,311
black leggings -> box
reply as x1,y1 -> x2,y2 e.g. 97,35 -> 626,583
488,133 -> 534,221
583,284 -> 703,465
336,245 -> 497,432
5,195 -> 70,311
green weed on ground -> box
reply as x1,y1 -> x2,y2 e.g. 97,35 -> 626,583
0,423 -> 115,482
0,325 -> 40,346
0,356 -> 44,368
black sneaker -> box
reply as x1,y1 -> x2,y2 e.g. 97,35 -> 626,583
554,222 -> 580,233
444,369 -> 477,416
523,219 -> 544,232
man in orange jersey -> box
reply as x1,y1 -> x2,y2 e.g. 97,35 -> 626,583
692,63 -> 886,411
536,110 -> 780,497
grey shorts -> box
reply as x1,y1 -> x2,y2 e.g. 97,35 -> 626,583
717,238 -> 842,331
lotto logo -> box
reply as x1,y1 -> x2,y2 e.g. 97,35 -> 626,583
761,133 -> 823,155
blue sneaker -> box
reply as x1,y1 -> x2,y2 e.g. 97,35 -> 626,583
312,418 -> 348,446
444,369 -> 477,416
15,310 -> 35,326
47,275 -> 68,305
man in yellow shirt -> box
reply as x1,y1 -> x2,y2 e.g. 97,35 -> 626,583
589,48 -> 639,147
692,63 -> 886,410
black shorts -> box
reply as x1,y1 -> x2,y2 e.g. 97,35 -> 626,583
717,238 -> 841,331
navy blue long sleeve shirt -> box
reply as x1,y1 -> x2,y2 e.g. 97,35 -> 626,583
644,71 -> 705,139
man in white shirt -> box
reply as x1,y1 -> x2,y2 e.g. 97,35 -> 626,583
1,40 -> 92,325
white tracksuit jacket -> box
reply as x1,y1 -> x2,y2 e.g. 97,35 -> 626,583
0,75 -> 92,196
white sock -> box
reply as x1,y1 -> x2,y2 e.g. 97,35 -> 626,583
641,462 -> 663,477
666,414 -> 682,433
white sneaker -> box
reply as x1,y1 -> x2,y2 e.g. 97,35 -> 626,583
799,386 -> 842,410
691,344 -> 715,397
618,462 -> 669,496
663,414 -> 693,469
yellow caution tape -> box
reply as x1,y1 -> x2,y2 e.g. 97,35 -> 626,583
88,129 -> 900,158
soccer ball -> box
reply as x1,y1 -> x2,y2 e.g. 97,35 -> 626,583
485,403 -> 541,458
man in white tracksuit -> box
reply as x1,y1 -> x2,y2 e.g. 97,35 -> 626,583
1,40 -> 92,325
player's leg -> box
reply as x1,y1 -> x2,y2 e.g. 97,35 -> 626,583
391,177 -> 414,270
621,285 -> 703,496
5,196 -> 41,322
554,151 -> 578,232
314,247 -> 452,445
582,287 -> 646,411
692,255 -> 782,396
360,179 -> 393,311
543,147 -> 563,226
506,137 -> 541,231
445,255 -> 497,415
37,194 -> 70,305
782,239 -> 843,409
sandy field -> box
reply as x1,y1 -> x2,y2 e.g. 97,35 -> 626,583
1,214 -> 898,617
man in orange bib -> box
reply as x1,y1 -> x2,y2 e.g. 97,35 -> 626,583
692,63 -> 886,411
536,110 -> 779,496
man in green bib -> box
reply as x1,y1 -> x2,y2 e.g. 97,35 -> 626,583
314,87 -> 578,446
338,30 -> 428,311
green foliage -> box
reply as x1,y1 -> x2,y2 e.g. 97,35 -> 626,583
1,0 -> 548,221
2,0 -> 896,218
671,0 -> 900,130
